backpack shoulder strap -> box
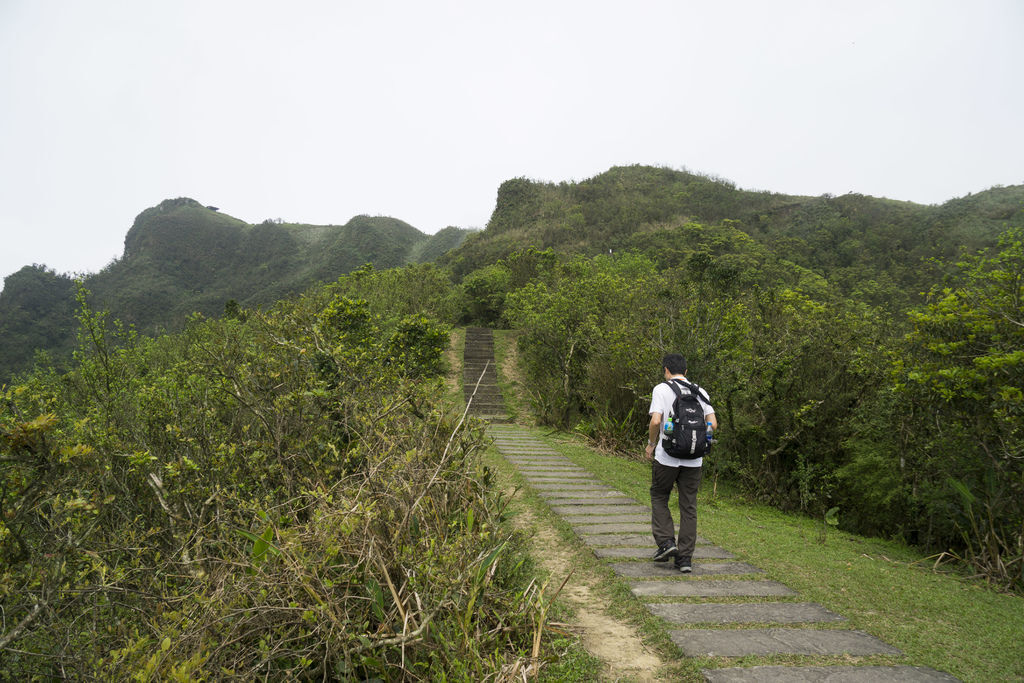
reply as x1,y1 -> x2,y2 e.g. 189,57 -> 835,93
674,379 -> 704,398
663,380 -> 685,398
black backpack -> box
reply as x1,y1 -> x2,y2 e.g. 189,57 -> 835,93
661,379 -> 710,459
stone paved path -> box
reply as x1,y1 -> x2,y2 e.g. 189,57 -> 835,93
487,424 -> 960,682
463,327 -> 509,422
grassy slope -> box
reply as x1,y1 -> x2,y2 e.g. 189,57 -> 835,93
545,436 -> 1023,682
485,329 -> 1024,682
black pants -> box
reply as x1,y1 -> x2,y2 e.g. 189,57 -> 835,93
650,461 -> 702,560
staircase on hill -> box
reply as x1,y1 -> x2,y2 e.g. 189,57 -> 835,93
463,328 -> 509,422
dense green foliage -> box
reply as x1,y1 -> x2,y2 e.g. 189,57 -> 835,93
445,166 -> 1024,307
2,159 -> 1022,646
0,265 -> 77,379
0,198 -> 471,384
499,235 -> 1023,591
438,165 -> 1024,590
0,276 -> 550,679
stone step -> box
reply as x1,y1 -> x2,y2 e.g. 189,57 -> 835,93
649,602 -> 844,625
521,471 -> 596,479
585,533 -> 710,547
631,580 -> 796,598
572,523 -> 653,534
544,496 -> 640,507
671,628 -> 901,658
594,546 -> 736,560
538,490 -> 628,500
563,514 -> 653,526
553,504 -> 650,516
609,561 -> 763,578
703,665 -> 959,682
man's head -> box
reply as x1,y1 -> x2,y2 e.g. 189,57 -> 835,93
662,353 -> 687,377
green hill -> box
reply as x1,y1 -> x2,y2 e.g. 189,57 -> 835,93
4,169 -> 1023,385
443,165 -> 1024,302
0,198 -> 470,383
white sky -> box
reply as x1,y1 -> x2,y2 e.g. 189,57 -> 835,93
2,0 -> 1023,291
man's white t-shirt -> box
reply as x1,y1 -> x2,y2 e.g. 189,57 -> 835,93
649,378 -> 714,468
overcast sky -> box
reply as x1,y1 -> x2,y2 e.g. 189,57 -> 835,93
2,0 -> 1022,291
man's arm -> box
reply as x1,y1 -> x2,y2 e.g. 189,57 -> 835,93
645,412 -> 662,460
706,411 -> 718,431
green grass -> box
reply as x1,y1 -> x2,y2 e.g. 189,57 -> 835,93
484,426 -> 1024,683
492,329 -> 528,423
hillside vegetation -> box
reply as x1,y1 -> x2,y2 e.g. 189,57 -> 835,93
446,166 -> 1024,307
441,165 -> 1023,591
1,268 -> 556,679
0,198 -> 470,383
2,166 -> 1022,677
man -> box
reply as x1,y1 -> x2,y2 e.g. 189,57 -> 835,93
645,353 -> 717,573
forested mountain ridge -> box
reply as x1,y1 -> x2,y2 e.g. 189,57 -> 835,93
5,169 -> 1023,384
0,198 -> 469,382
444,165 -> 1024,303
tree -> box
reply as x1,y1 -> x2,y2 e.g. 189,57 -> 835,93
895,228 -> 1024,589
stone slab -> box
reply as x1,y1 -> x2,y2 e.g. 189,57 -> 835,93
582,533 -> 655,547
631,580 -> 796,598
703,666 -> 958,682
491,439 -> 547,444
573,523 -> 652,534
506,459 -> 569,465
671,628 -> 901,657
594,546 -> 735,560
502,451 -> 562,456
551,505 -> 650,516
517,466 -> 590,472
584,534 -> 710,547
521,472 -> 596,480
541,493 -> 622,501
545,497 -> 638,507
563,514 -> 652,525
539,490 -> 624,500
527,482 -> 608,490
609,562 -> 763,578
500,447 -> 559,451
649,602 -> 844,625
530,481 -> 609,489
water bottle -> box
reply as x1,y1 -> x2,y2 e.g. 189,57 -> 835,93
663,417 -> 674,435
706,421 -> 713,445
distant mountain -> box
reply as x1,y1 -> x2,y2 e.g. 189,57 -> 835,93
4,169 -> 1023,385
0,198 -> 470,383
442,165 -> 1024,301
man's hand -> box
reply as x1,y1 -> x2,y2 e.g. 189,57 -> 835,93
647,413 -> 662,461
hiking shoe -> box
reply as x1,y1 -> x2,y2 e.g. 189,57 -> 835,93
676,560 -> 693,573
652,544 -> 677,562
